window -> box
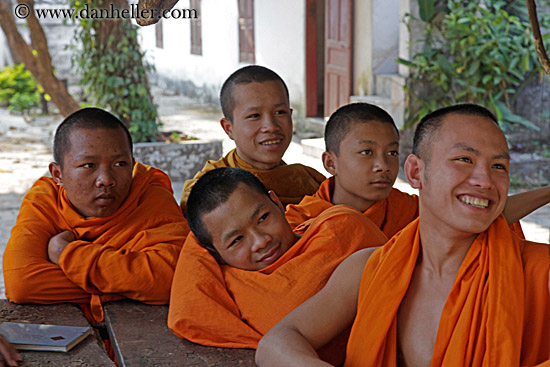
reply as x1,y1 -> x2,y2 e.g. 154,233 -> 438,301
238,0 -> 254,63
190,0 -> 202,55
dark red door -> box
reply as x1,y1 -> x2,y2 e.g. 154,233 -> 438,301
324,0 -> 352,116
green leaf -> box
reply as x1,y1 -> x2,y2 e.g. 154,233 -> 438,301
418,0 -> 435,22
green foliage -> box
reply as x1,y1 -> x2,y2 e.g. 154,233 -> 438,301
400,0 -> 549,131
70,0 -> 160,142
0,63 -> 45,112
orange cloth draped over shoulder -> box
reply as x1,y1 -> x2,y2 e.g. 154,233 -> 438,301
286,177 -> 419,238
168,206 -> 387,352
345,215 -> 550,367
179,149 -> 326,213
3,162 -> 189,322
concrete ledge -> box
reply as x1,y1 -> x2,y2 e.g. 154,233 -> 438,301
133,139 -> 223,182
301,138 -> 325,160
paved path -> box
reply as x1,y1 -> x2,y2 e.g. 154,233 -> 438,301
1,91 -> 548,298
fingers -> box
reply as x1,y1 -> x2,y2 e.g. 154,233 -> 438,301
0,335 -> 21,366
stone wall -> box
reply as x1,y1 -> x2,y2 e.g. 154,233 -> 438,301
133,139 -> 223,182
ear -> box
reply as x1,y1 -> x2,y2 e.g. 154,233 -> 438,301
49,162 -> 63,186
220,118 -> 234,140
268,190 -> 285,211
404,154 -> 423,189
322,151 -> 337,176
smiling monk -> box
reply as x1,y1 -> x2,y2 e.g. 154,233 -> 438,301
285,102 -> 549,238
179,65 -> 325,214
256,104 -> 550,367
169,167 -> 387,364
3,108 -> 188,322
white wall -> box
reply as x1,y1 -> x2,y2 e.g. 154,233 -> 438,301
0,30 -> 12,68
140,0 -> 241,103
255,1 -> 307,119
140,0 -> 308,119
372,0 -> 400,74
353,0 -> 374,95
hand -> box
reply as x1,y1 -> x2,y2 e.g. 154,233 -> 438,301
0,334 -> 21,367
48,231 -> 75,265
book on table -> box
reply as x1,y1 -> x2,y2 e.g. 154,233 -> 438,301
0,322 -> 92,352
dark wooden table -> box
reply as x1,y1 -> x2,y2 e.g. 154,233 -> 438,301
0,300 -> 115,366
104,301 -> 256,367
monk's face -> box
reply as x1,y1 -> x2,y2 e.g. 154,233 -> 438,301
325,121 -> 400,212
220,80 -> 293,170
413,113 -> 509,235
202,183 -> 299,271
49,127 -> 134,218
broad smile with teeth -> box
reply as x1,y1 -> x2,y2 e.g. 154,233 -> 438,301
261,139 -> 282,145
460,195 -> 489,209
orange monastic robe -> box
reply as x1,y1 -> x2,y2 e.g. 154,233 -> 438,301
345,215 -> 550,367
285,177 -> 419,238
179,148 -> 326,212
4,162 -> 189,322
168,206 -> 387,351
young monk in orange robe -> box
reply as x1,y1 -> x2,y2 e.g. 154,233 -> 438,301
169,167 -> 386,363
256,104 -> 550,367
179,65 -> 325,213
3,108 -> 188,322
285,102 -> 549,238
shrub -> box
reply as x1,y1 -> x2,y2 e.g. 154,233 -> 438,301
399,0 -> 549,131
0,63 -> 44,112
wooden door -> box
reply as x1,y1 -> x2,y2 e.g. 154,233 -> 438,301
324,0 -> 352,116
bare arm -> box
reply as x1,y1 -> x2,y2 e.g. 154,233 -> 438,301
504,186 -> 550,224
256,248 -> 377,367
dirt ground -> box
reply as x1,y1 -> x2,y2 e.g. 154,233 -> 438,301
0,90 -> 548,299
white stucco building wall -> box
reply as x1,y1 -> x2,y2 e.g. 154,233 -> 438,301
139,0 -> 411,125
140,0 -> 307,122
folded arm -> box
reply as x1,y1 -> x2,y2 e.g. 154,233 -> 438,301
58,220 -> 185,304
255,248 -> 376,367
4,223 -> 90,304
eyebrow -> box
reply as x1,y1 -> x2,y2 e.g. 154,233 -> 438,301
73,153 -> 130,160
242,103 -> 288,114
357,140 -> 399,146
221,203 -> 265,246
451,143 -> 510,160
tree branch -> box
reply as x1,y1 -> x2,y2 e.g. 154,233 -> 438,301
526,0 -> 550,75
136,0 -> 179,26
0,0 -> 80,116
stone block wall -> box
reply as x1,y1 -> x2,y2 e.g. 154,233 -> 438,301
133,140 -> 222,182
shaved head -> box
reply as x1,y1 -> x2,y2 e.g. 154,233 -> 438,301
325,103 -> 397,155
412,104 -> 499,163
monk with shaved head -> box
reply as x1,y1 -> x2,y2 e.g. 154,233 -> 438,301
179,65 -> 325,215
257,104 -> 550,367
4,107 -> 189,322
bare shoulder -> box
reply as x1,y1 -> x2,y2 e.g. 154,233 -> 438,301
327,247 -> 380,290
345,247 -> 379,268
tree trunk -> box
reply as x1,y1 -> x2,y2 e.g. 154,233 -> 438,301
526,0 -> 550,75
0,0 -> 80,116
